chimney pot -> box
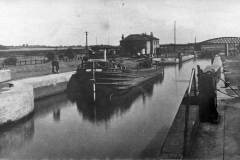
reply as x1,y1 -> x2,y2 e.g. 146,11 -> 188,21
122,34 -> 124,40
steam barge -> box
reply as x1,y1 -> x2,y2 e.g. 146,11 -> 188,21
66,58 -> 164,103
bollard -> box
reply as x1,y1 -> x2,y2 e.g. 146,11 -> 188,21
197,65 -> 219,123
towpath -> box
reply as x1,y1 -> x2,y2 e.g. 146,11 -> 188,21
189,55 -> 240,159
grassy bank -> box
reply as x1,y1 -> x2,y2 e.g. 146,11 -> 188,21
5,57 -> 153,80
6,60 -> 80,80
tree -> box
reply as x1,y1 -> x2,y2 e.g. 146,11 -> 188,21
3,57 -> 17,66
45,52 -> 55,61
64,47 -> 75,59
59,54 -> 64,60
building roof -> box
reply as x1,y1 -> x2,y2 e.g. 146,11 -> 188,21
122,34 -> 159,41
160,43 -> 194,47
201,37 -> 240,44
90,45 -> 120,50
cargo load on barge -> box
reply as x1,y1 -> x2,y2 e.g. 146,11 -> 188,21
66,57 -> 164,103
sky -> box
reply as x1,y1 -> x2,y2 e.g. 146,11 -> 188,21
0,0 -> 240,46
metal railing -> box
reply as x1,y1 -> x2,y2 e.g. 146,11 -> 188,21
183,68 -> 197,157
187,68 -> 197,97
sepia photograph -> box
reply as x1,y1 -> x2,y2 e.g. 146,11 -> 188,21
0,0 -> 239,159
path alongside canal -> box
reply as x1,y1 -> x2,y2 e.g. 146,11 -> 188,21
189,55 -> 240,159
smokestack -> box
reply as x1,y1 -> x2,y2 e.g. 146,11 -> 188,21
150,32 -> 153,37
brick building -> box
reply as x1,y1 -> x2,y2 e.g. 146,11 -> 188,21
120,33 -> 159,57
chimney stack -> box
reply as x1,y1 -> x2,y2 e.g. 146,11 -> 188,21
122,34 -> 124,40
150,32 -> 153,37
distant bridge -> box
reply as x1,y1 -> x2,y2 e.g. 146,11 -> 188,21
200,37 -> 240,44
199,37 -> 240,56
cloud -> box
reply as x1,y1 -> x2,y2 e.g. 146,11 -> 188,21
0,0 -> 239,45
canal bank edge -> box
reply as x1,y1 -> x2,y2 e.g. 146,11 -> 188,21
14,71 -> 75,100
159,101 -> 199,158
0,69 -> 163,126
0,81 -> 34,125
159,55 -> 223,159
0,69 -> 11,82
0,71 -> 75,126
188,54 -> 240,159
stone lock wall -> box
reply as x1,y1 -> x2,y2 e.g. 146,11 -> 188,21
15,71 -> 75,99
0,71 -> 74,125
0,82 -> 34,124
0,69 -> 11,83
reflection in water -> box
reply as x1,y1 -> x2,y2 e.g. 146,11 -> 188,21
68,74 -> 164,124
53,109 -> 61,122
34,94 -> 67,116
178,62 -> 183,70
0,59 -> 211,159
140,125 -> 169,158
0,94 -> 71,158
0,119 -> 34,156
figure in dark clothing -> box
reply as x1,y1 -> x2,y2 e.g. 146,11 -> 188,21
211,53 -> 214,64
198,70 -> 219,123
52,55 -> 59,73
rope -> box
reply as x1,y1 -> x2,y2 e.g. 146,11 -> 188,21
216,89 -> 239,98
219,78 -> 240,97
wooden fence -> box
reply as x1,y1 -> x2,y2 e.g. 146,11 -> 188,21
16,59 -> 47,65
3,57 -> 82,67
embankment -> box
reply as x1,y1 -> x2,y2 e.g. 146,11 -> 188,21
159,55 -> 222,159
0,71 -> 74,126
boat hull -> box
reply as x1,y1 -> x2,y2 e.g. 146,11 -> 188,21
66,67 -> 164,104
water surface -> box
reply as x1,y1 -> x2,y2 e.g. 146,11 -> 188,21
0,58 -> 211,159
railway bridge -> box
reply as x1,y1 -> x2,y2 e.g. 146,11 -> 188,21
200,37 -> 240,56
